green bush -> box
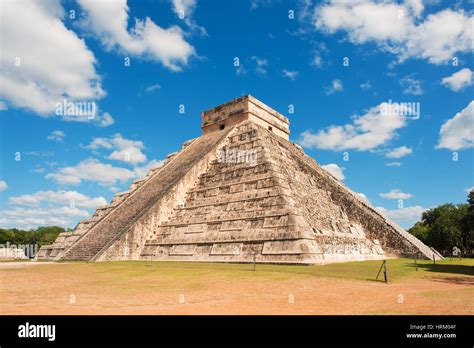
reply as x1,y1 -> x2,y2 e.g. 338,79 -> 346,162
0,226 -> 68,250
409,191 -> 474,255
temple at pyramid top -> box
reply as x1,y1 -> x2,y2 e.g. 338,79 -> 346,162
201,95 -> 290,140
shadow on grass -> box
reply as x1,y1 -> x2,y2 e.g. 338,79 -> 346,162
365,279 -> 389,284
409,263 -> 474,276
431,276 -> 474,285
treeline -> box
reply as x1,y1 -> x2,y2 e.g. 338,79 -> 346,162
0,226 -> 67,249
1,193 -> 472,258
409,191 -> 474,256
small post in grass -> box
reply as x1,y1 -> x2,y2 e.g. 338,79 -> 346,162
253,251 -> 256,272
433,253 -> 436,265
414,252 -> 418,272
376,260 -> 388,283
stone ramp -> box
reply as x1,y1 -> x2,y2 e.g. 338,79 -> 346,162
59,129 -> 231,261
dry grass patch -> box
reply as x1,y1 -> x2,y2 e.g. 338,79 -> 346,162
1,258 -> 472,315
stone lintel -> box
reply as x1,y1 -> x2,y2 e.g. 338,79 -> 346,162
201,95 -> 290,140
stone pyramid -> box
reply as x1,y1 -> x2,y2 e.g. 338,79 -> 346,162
37,96 -> 442,264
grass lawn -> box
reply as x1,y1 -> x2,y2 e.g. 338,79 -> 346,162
1,258 -> 473,315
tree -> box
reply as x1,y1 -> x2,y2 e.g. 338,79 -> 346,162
408,222 -> 429,244
408,192 -> 473,255
0,226 -> 67,253
461,190 -> 474,253
425,204 -> 466,252
36,226 -> 66,247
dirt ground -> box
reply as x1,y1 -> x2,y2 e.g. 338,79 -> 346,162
0,259 -> 473,315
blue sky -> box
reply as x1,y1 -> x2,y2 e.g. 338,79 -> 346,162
0,0 -> 473,229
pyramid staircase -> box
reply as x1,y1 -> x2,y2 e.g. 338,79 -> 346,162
37,129 -> 231,261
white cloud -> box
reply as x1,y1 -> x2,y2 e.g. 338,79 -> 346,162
298,103 -> 407,151
313,2 -> 473,65
108,134 -> 144,151
0,180 -> 8,192
325,79 -> 343,95
8,190 -> 106,209
400,77 -> 423,95
310,41 -> 328,68
47,130 -> 65,142
380,189 -> 413,200
108,146 -> 147,165
376,205 -> 426,228
85,132 -> 142,151
1,189 -> 107,229
46,158 -> 135,186
465,187 -> 474,194
133,159 -> 165,178
360,81 -> 371,90
171,0 -> 196,17
235,64 -> 246,76
385,146 -> 412,158
98,112 -> 115,127
441,68 -> 473,92
44,157 -> 165,191
356,192 -> 371,204
145,83 -> 161,93
314,1 -> 413,43
250,0 -> 273,10
436,101 -> 474,151
404,0 -> 424,18
282,69 -> 299,80
321,163 -> 345,181
85,133 -> 147,165
0,206 -> 90,230
406,9 -> 473,64
0,0 -> 113,125
77,0 -> 195,72
385,161 -> 402,167
171,0 -> 206,36
85,138 -> 114,150
251,56 -> 268,76
0,101 -> 7,111
312,54 -> 323,68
